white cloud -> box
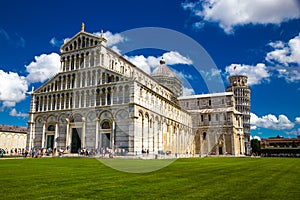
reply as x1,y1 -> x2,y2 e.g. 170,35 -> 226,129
102,31 -> 125,47
161,51 -> 192,65
182,87 -> 195,96
276,68 -> 300,82
225,33 -> 300,84
251,113 -> 295,131
0,28 -> 9,40
173,70 -> 195,96
49,37 -> 64,47
125,51 -> 193,75
295,117 -> 300,124
225,63 -> 270,85
173,70 -> 193,80
266,33 -> 300,66
0,70 -> 28,108
266,33 -> 300,82
9,108 -> 28,118
93,31 -> 125,54
125,52 -> 194,95
124,55 -> 153,74
0,29 -> 25,48
250,135 -> 261,141
0,53 -> 59,114
25,53 -> 60,83
268,41 -> 285,49
110,45 -> 122,55
15,33 -> 25,48
200,68 -> 222,82
285,128 -> 300,135
182,0 -> 300,34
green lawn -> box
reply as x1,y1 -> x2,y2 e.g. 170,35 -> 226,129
1,157 -> 299,199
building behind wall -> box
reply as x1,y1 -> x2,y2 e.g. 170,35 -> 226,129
0,124 -> 27,151
26,25 -> 248,157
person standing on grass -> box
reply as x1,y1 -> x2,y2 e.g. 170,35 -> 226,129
0,148 -> 4,157
25,149 -> 28,158
31,148 -> 34,158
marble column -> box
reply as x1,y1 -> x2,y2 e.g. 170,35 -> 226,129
95,118 -> 99,149
81,117 -> 86,148
42,122 -> 46,148
54,122 -> 59,151
112,120 -> 115,153
66,118 -> 70,152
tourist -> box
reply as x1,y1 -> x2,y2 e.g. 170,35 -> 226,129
0,148 -> 4,157
25,149 -> 29,158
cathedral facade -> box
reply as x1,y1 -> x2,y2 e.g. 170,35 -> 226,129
27,26 -> 248,156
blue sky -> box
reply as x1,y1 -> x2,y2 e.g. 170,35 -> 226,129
0,0 -> 300,139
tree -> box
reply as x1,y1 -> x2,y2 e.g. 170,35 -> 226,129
251,139 -> 261,155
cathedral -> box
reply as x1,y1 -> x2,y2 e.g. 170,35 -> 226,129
27,25 -> 250,156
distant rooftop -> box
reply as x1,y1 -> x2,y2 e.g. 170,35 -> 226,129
0,124 -> 27,133
178,92 -> 233,100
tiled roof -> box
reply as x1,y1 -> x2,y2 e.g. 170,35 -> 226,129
0,124 -> 27,133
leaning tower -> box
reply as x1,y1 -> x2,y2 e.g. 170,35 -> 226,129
226,75 -> 251,155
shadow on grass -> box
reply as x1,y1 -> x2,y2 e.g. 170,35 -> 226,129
97,157 -> 177,173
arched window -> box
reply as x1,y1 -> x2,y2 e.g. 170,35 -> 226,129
203,132 -> 206,140
48,125 -> 55,131
70,114 -> 82,122
74,41 -> 77,50
101,121 -> 111,129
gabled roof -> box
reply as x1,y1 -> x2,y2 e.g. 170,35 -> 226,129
60,29 -> 106,53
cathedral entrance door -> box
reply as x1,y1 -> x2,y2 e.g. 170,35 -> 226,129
102,133 -> 111,149
219,146 -> 223,155
71,128 -> 82,153
46,135 -> 54,149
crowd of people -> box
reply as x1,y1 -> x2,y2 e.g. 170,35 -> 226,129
77,147 -> 128,157
0,147 -> 29,157
0,146 -> 126,158
0,146 -> 178,158
0,147 -> 66,158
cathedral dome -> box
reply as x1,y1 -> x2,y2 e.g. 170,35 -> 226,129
151,64 -> 176,77
151,58 -> 182,97
151,58 -> 176,78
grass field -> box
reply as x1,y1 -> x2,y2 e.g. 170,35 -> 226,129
1,157 -> 299,199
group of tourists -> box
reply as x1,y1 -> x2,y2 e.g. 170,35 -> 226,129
75,147 -> 128,158
141,149 -> 149,155
78,148 -> 90,156
0,147 -> 29,157
29,147 -> 65,158
0,147 -> 66,158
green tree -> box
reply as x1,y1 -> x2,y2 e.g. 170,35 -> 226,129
291,141 -> 297,148
251,139 -> 261,155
